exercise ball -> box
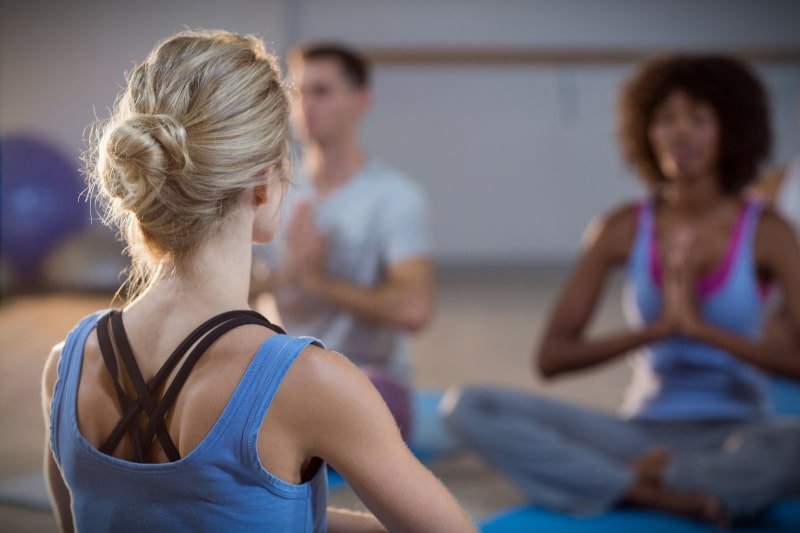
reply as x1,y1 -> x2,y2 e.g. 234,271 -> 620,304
1,136 -> 86,287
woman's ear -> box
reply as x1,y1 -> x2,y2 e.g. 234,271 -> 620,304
253,183 -> 269,206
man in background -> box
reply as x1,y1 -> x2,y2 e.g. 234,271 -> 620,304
252,43 -> 435,440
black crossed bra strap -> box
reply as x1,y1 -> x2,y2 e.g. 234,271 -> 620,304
96,314 -> 147,462
96,309 -> 285,462
105,311 -> 182,461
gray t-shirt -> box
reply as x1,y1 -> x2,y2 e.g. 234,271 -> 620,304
256,159 -> 432,383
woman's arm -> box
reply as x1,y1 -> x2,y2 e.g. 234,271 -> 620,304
676,210 -> 800,379
286,347 -> 475,532
537,204 -> 671,378
41,343 -> 74,533
687,323 -> 800,379
327,508 -> 385,532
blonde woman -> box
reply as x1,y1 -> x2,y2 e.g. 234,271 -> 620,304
41,30 -> 473,533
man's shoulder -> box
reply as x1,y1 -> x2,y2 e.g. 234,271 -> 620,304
366,160 -> 427,203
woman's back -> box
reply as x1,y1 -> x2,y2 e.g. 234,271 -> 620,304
76,301 -> 279,464
49,306 -> 328,531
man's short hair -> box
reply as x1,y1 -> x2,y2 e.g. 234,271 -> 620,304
289,42 -> 370,89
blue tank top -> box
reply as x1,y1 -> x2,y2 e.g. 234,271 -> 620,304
49,311 -> 329,532
622,199 -> 770,421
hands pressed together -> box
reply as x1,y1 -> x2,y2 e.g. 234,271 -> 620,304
655,225 -> 705,339
251,201 -> 329,296
284,200 -> 328,291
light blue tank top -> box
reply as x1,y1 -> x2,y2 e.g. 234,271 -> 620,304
49,311 -> 329,532
622,199 -> 770,421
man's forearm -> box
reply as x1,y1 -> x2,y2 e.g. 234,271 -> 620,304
306,274 -> 430,331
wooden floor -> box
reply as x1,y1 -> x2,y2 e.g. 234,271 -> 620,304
0,273 -> 633,529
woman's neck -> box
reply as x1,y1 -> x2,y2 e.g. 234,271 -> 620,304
660,173 -> 730,217
129,212 -> 254,313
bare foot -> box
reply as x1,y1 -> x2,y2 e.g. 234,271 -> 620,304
701,496 -> 733,529
631,447 -> 671,486
624,480 -> 730,526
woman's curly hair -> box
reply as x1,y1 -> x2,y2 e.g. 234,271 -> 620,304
618,55 -> 771,194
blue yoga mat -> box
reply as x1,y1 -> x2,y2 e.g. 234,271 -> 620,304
771,377 -> 800,416
480,500 -> 800,533
328,389 -> 457,489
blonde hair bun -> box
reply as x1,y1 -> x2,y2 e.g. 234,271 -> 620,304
100,113 -> 191,213
86,29 -> 291,296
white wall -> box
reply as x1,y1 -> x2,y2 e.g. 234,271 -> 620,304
292,0 -> 800,48
0,0 -> 290,160
360,63 -> 799,264
293,0 -> 800,264
2,0 -> 799,265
